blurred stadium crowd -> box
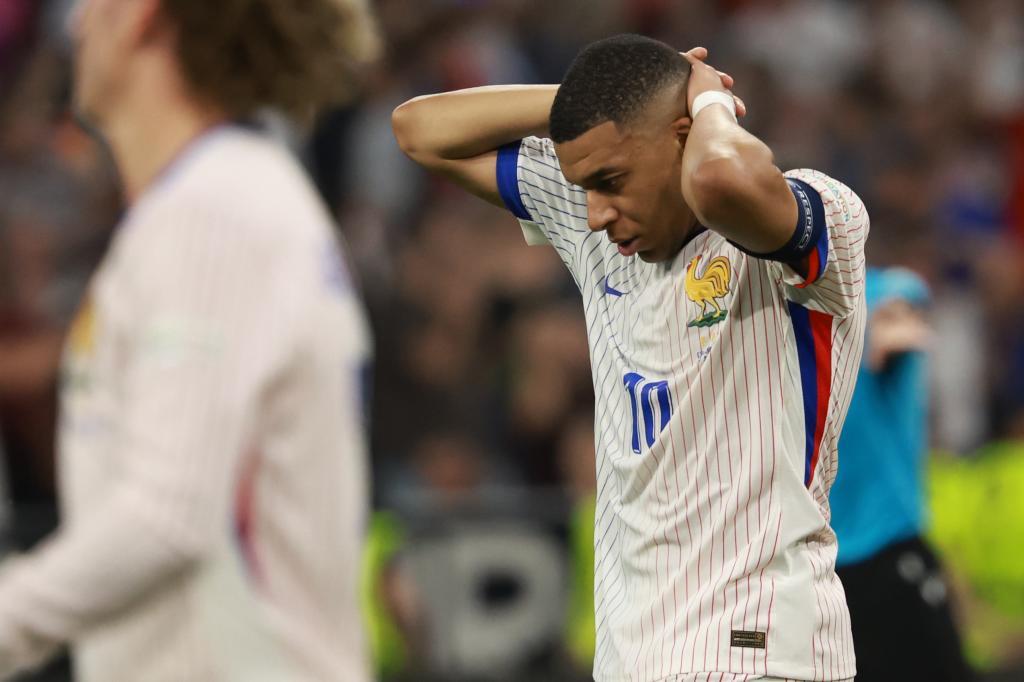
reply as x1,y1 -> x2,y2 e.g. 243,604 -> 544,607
1,0 -> 1023,680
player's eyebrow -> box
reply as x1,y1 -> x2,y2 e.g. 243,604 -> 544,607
578,168 -> 624,189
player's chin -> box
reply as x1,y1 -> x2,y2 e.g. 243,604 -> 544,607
637,246 -> 668,263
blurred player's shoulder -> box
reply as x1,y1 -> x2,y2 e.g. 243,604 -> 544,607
142,125 -> 331,234
125,125 -> 336,262
107,124 -> 351,318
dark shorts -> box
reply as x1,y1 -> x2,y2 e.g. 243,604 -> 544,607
837,535 -> 973,682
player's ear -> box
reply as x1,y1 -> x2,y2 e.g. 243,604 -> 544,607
672,116 -> 692,146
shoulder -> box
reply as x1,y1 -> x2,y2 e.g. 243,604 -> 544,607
508,136 -> 578,193
783,168 -> 866,225
122,136 -> 333,292
517,136 -> 559,164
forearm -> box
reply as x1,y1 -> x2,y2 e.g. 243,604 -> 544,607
680,106 -> 795,253
0,486 -> 205,677
0,331 -> 63,398
392,85 -> 556,164
0,214 -> 281,678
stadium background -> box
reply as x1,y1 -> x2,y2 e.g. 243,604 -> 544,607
0,0 -> 1022,680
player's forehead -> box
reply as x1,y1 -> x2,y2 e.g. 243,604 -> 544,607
555,121 -> 635,187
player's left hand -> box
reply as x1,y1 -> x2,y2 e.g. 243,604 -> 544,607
681,48 -> 746,119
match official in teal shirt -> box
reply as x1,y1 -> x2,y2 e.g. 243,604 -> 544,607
831,267 -> 971,682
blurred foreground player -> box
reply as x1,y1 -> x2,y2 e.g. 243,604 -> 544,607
394,35 -> 868,681
0,0 -> 378,679
831,267 -> 971,682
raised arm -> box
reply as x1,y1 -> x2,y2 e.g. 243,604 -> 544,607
391,85 -> 557,206
679,53 -> 799,255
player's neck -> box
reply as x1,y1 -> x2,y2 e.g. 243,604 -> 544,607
670,214 -> 704,258
104,77 -> 228,205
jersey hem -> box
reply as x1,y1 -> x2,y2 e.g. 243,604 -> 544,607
593,669 -> 857,682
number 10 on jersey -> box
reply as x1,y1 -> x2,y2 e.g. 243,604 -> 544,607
624,372 -> 673,454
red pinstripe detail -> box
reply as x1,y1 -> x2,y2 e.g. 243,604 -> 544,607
712,310 -> 738,672
810,549 -> 823,677
653,284 -> 675,680
814,273 -> 865,287
234,450 -> 263,582
724,257 -> 750,673
822,550 -> 839,678
749,256 -> 778,675
668,243 -> 700,673
735,262 -> 757,674
765,269 -> 788,675
694,297 -> 717,672
665,335 -> 688,675
659,290 -> 683,682
794,248 -> 822,290
828,266 -> 866,276
747,262 -> 771,676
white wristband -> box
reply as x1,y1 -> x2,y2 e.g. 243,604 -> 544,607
690,91 -> 738,123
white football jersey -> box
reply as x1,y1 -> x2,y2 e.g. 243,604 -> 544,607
498,136 -> 867,682
0,126 -> 371,681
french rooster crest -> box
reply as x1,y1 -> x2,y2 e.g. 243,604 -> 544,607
685,255 -> 732,328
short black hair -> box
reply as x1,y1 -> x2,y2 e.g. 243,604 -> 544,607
549,34 -> 689,144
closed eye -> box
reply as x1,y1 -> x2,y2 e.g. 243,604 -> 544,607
597,174 -> 626,194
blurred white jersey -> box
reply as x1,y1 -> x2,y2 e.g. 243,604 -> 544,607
497,137 -> 867,682
0,127 -> 371,681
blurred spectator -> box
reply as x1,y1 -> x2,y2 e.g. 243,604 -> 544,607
727,0 -> 869,104
964,0 -> 1024,122
0,12 -> 117,558
559,411 -> 597,678
930,442 -> 1024,677
870,0 -> 966,107
411,430 -> 489,508
362,510 -> 419,680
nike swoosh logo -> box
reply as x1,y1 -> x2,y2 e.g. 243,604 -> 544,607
603,277 -> 625,297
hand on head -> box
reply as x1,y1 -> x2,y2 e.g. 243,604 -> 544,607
681,47 -> 747,119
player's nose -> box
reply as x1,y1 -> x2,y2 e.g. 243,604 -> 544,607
586,191 -> 617,232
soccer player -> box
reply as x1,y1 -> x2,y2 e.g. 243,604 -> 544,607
831,267 -> 971,682
0,0 -> 376,680
393,35 -> 868,681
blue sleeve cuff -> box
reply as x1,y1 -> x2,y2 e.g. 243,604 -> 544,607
726,178 -> 828,284
496,141 -> 532,221
787,178 -> 829,286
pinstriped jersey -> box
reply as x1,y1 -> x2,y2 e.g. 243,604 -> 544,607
0,127 -> 371,681
497,136 -> 867,682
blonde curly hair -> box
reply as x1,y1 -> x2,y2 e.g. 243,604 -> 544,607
160,0 -> 380,120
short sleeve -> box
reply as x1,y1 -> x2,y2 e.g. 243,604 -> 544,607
771,169 -> 870,318
495,137 -> 591,270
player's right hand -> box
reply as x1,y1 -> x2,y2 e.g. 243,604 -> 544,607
682,47 -> 747,118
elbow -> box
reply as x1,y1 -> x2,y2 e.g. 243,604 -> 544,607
154,524 -> 217,572
137,500 -> 221,570
688,157 -> 746,225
